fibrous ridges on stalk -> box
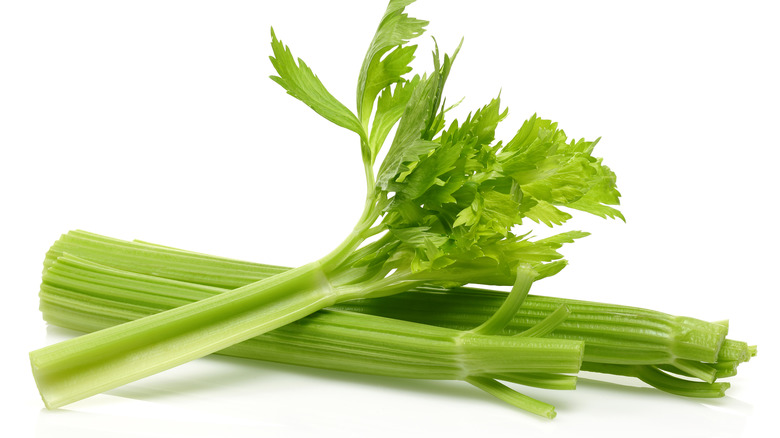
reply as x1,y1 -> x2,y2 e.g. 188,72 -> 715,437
38,231 -> 754,404
40,250 -> 583,391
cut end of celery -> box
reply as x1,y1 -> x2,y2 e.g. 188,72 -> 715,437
29,352 -> 56,410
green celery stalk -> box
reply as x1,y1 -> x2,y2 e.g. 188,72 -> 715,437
41,231 -> 751,398
46,231 -> 739,367
30,0 -> 626,410
31,259 -> 339,409
41,254 -> 583,380
40,254 -> 581,417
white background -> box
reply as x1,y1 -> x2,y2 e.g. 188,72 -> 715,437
1,0 -> 777,436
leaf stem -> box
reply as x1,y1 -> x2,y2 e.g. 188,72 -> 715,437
471,264 -> 537,335
466,376 -> 557,418
515,304 -> 571,338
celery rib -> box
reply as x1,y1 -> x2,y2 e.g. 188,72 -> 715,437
47,231 -> 732,367
37,231 -> 750,400
31,261 -> 340,409
38,255 -> 584,416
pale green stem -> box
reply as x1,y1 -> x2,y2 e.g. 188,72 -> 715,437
466,376 -> 557,419
30,261 -> 338,409
471,264 -> 537,335
38,254 -> 585,398
515,305 -> 571,338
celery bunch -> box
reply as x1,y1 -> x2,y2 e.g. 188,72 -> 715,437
40,231 -> 753,405
29,0 -> 755,417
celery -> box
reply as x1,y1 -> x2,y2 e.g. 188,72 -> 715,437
31,0 -> 626,409
40,231 -> 751,398
44,256 -> 584,381
30,0 -> 755,415
39,254 -> 582,417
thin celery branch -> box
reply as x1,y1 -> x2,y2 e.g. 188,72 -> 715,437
466,376 -> 557,419
317,196 -> 382,273
318,135 -> 381,273
364,224 -> 387,238
515,305 -> 571,338
320,103 -> 380,273
471,264 -> 537,335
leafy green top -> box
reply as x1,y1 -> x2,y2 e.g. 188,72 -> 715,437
268,0 -> 622,295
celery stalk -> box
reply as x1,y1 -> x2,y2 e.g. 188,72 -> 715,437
41,256 -> 583,383
31,261 -> 340,409
39,231 -> 751,398
38,253 -> 583,416
46,231 -> 737,367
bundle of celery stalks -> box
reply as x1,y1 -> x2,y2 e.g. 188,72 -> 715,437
30,1 -> 755,419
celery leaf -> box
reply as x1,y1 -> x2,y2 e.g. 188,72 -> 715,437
269,29 -> 365,139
